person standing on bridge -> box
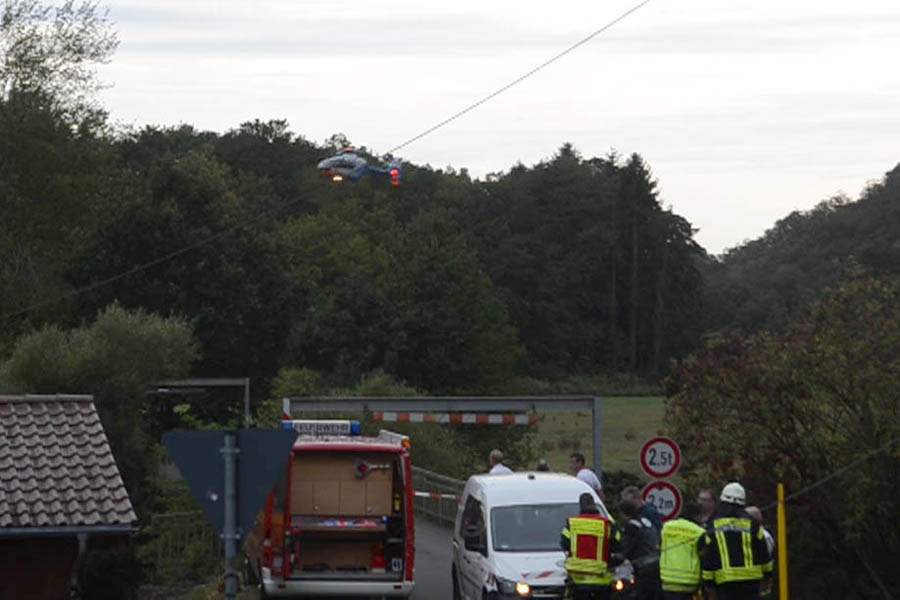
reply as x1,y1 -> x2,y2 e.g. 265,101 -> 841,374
561,492 -> 621,600
570,452 -> 605,503
701,483 -> 773,600
488,449 -> 513,474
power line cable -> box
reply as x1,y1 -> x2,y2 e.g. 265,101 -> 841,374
386,0 -> 652,155
0,195 -> 305,322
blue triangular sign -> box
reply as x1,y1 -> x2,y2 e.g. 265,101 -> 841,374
235,429 -> 297,537
162,429 -> 297,539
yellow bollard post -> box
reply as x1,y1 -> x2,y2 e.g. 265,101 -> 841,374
777,482 -> 789,600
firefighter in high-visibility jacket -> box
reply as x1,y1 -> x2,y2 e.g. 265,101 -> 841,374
560,493 -> 622,600
701,482 -> 773,600
659,502 -> 708,600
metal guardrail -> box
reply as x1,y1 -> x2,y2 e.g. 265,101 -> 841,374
411,465 -> 465,528
146,510 -> 222,583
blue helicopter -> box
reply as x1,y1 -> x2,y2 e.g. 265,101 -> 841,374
317,147 -> 402,187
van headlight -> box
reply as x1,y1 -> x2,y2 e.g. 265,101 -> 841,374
496,575 -> 531,597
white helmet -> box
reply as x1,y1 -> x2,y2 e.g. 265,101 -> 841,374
720,482 -> 746,506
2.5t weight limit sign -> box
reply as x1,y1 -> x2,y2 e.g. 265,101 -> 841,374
640,436 -> 681,479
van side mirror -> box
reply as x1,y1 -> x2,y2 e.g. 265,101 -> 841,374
463,525 -> 486,553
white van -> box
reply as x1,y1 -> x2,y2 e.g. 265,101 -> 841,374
451,472 -> 608,600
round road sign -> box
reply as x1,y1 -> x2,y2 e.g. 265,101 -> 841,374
641,480 -> 682,522
639,436 -> 681,479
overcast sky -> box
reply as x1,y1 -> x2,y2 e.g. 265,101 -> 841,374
96,0 -> 900,255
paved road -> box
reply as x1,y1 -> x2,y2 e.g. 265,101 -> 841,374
412,517 -> 453,600
214,517 -> 454,599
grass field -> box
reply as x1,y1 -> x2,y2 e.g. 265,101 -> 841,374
532,396 -> 665,476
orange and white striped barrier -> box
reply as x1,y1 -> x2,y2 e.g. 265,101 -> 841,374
373,412 -> 537,425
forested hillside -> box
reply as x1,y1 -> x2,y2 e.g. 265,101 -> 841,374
702,164 -> 900,335
5,0 -> 898,391
0,0 -> 707,390
1,109 -> 706,388
6,71 -> 899,391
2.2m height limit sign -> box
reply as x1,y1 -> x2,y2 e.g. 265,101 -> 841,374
641,480 -> 682,522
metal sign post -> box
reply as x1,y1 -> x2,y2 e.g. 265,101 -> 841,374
222,432 -> 238,600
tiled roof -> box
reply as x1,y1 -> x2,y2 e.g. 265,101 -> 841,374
0,395 -> 137,530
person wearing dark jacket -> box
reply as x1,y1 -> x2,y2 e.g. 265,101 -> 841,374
696,488 -> 716,529
621,485 -> 663,533
701,482 -> 773,600
618,498 -> 661,600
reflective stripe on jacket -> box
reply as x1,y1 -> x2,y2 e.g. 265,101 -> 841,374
561,515 -> 618,585
659,518 -> 706,593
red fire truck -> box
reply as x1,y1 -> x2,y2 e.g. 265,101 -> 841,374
245,418 -> 415,597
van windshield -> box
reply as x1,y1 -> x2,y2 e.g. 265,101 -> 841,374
491,503 -> 580,552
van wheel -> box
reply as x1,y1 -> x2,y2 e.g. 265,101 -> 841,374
451,569 -> 461,600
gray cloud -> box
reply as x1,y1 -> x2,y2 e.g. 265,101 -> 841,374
110,6 -> 900,59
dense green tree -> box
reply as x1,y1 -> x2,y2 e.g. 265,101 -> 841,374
115,124 -> 217,172
702,163 -> 900,336
279,203 -> 397,385
382,207 -> 522,392
280,201 -> 521,392
666,278 -> 900,599
0,90 -> 112,329
1,0 -> 117,119
462,148 -> 613,376
462,146 -> 703,378
0,303 -> 199,518
0,0 -> 117,333
69,143 -> 296,378
214,119 -> 321,205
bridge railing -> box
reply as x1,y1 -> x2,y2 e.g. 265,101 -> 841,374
143,510 -> 222,583
411,465 -> 465,528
